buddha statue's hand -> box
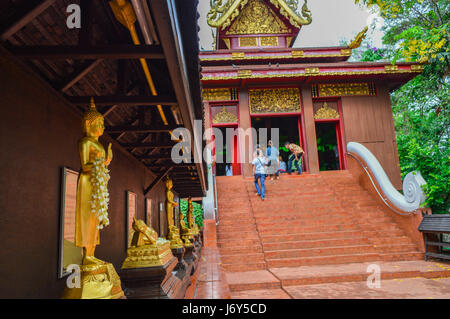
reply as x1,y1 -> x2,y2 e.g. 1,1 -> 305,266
105,143 -> 113,166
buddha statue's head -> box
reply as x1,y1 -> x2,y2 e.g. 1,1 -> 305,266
132,217 -> 146,233
82,98 -> 105,137
165,177 -> 173,190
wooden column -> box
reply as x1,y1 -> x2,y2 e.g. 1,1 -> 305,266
238,85 -> 252,177
301,85 -> 320,173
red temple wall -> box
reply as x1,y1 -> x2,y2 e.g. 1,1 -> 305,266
0,49 -> 170,298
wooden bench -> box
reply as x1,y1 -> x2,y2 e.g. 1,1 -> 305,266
418,214 -> 450,261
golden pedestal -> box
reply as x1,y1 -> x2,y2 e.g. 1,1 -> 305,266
167,225 -> 184,249
62,262 -> 124,299
122,239 -> 173,269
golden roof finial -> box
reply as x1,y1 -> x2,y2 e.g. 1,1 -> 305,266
348,26 -> 368,49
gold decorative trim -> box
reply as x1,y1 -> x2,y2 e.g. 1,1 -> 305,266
340,49 -> 352,55
286,36 -> 293,47
207,0 -> 312,29
238,69 -> 252,77
317,83 -> 373,97
249,88 -> 301,114
291,50 -> 304,57
410,64 -> 424,72
314,102 -> 339,120
202,88 -> 231,101
239,37 -> 258,47
226,0 -> 290,35
385,65 -> 399,72
305,67 -> 319,74
348,26 -> 368,49
260,36 -> 278,47
212,107 -> 238,124
201,52 -> 351,61
202,69 -> 422,81
232,52 -> 245,58
223,38 -> 231,49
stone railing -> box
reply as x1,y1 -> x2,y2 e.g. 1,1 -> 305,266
347,142 -> 427,215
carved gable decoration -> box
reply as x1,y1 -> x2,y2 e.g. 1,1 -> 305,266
212,107 -> 238,124
314,102 -> 339,120
249,88 -> 301,114
226,0 -> 290,35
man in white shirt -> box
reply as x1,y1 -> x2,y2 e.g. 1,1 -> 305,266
252,150 -> 267,201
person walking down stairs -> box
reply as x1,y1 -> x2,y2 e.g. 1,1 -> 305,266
252,149 -> 267,201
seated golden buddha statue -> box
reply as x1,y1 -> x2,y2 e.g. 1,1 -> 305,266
165,177 -> 184,249
63,98 -> 124,299
121,218 -> 173,269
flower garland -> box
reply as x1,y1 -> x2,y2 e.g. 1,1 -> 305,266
90,158 -> 110,229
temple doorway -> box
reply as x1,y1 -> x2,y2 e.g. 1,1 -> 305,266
251,116 -> 305,169
212,125 -> 241,176
315,122 -> 342,171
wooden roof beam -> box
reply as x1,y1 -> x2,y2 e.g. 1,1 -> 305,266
66,95 -> 177,106
144,167 -> 172,196
60,59 -> 103,92
105,125 -> 180,134
9,45 -> 164,60
1,0 -> 56,41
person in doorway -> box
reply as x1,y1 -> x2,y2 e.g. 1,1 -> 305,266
278,156 -> 287,174
266,140 -> 280,180
225,164 -> 233,176
284,141 -> 304,175
252,149 -> 267,201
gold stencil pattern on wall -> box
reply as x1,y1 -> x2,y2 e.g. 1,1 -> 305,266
249,88 -> 301,114
226,0 -> 290,35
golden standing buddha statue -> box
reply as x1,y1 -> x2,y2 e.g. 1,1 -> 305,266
75,98 -> 113,264
165,177 -> 184,249
187,197 -> 199,236
63,98 -> 124,299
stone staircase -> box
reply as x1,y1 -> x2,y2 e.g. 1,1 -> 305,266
215,171 -> 449,296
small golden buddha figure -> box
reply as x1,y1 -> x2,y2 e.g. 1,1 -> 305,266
179,211 -> 193,247
121,218 -> 173,269
165,177 -> 184,249
187,197 -> 199,236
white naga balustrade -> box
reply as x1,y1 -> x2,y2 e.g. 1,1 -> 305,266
347,142 -> 427,214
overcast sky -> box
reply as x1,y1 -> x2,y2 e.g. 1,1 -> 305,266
197,0 -> 384,50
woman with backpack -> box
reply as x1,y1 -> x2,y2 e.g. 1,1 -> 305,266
252,149 -> 267,201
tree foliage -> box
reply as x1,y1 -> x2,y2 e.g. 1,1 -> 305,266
356,0 -> 449,213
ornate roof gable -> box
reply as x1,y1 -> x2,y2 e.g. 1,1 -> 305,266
207,0 -> 312,31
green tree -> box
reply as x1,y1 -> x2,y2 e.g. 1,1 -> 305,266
356,0 -> 449,213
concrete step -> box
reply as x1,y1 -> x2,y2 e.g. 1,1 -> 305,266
219,245 -> 263,255
221,253 -> 266,264
270,261 -> 450,287
260,230 -> 365,243
262,237 -> 370,251
222,262 -> 267,273
264,244 -> 378,259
